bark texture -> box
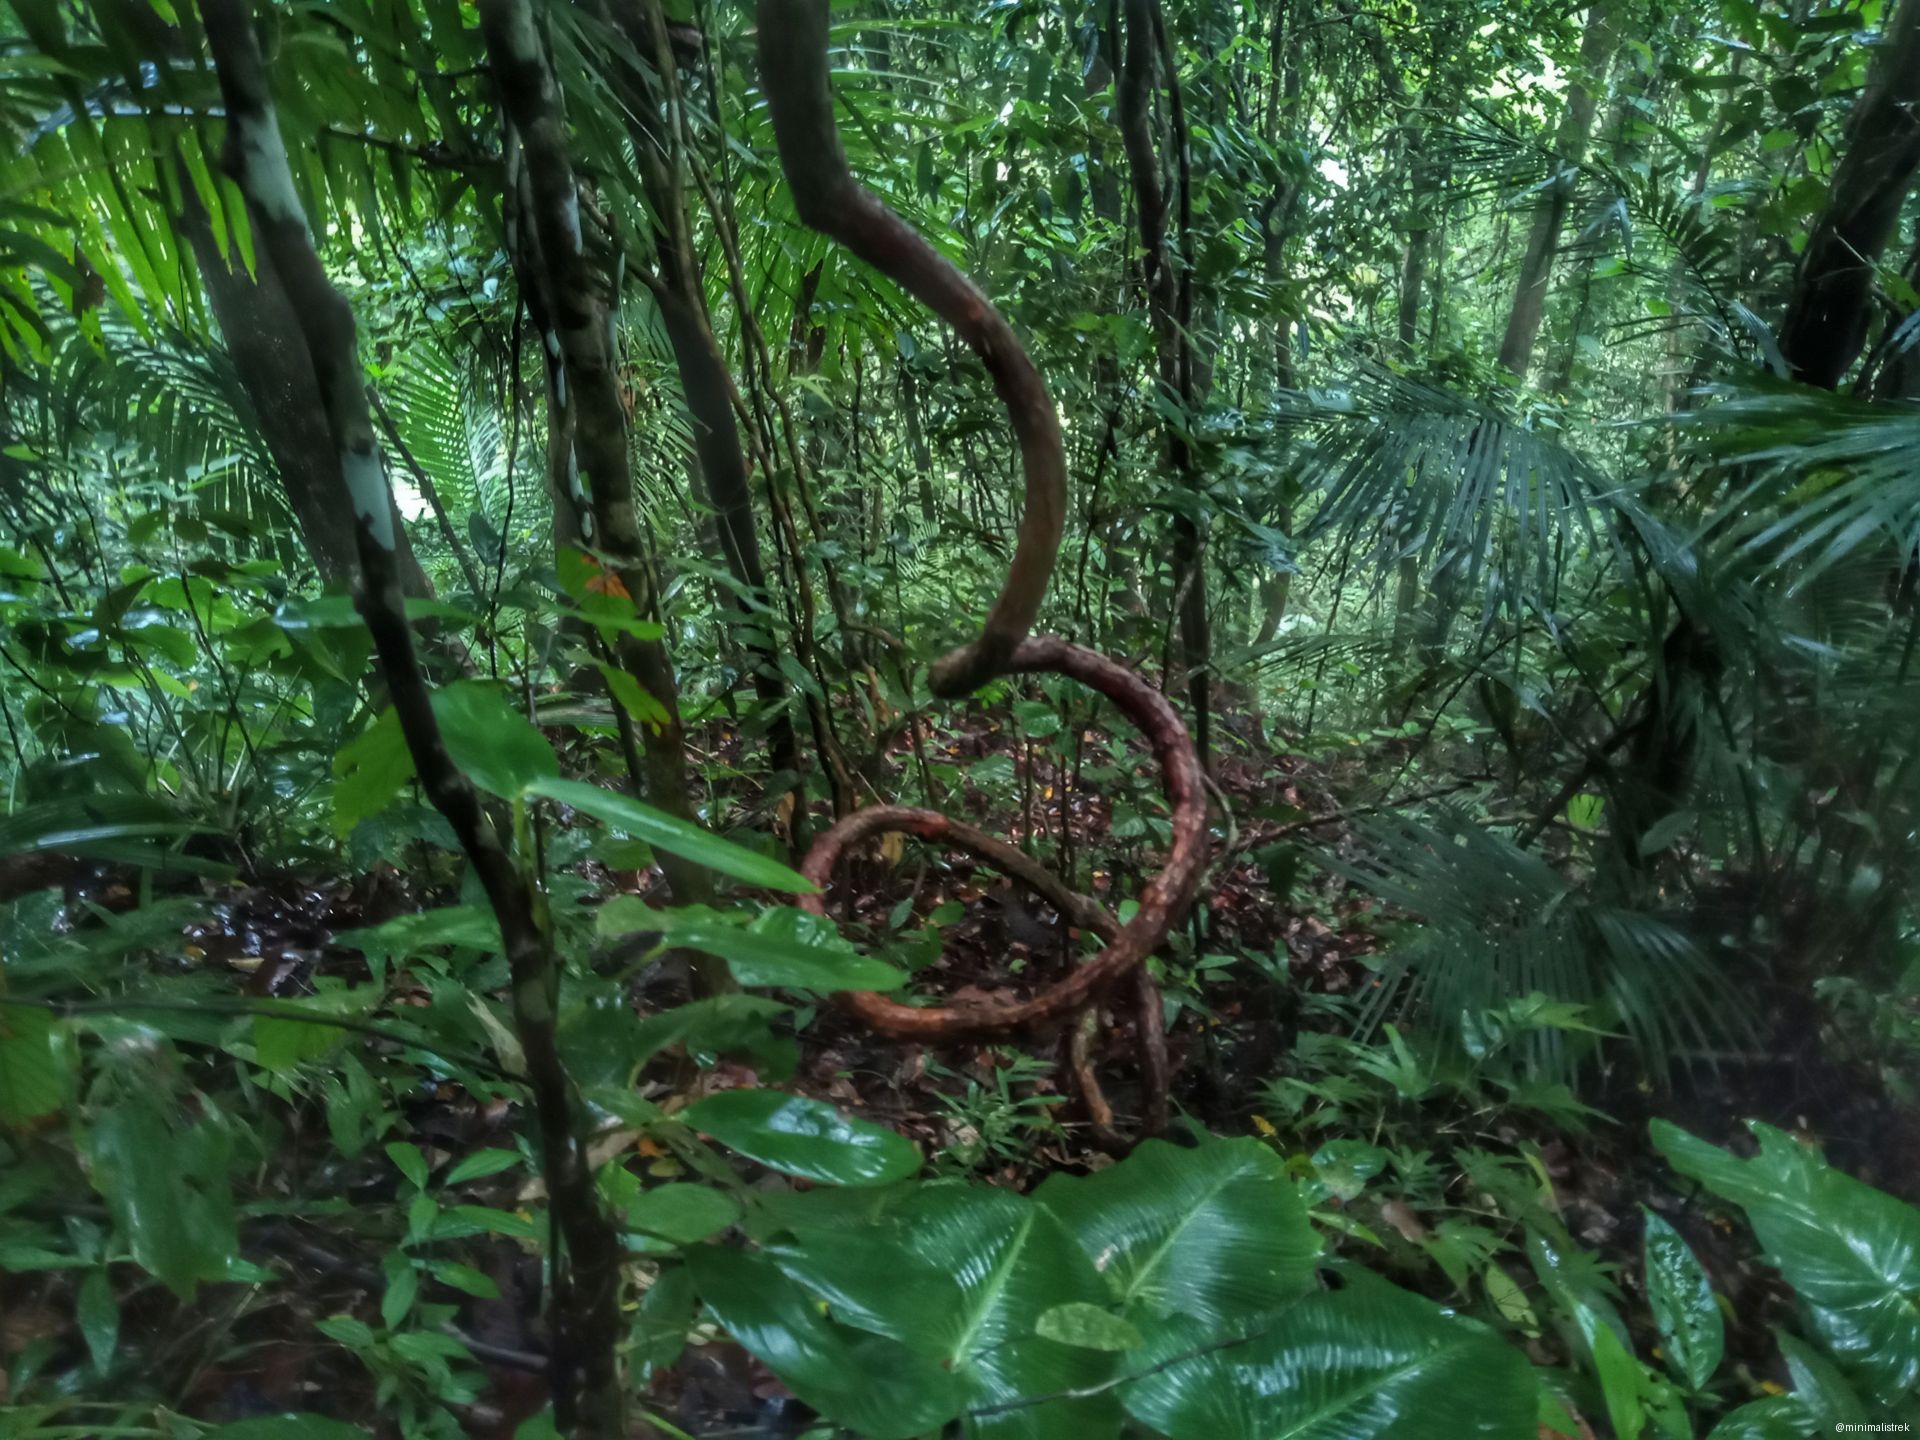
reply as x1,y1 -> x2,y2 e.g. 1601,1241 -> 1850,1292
1777,0 -> 1920,389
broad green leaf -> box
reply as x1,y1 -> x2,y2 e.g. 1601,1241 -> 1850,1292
680,1089 -> 920,1187
0,1003 -> 64,1124
590,657 -> 671,728
1572,1299 -> 1646,1440
623,995 -> 795,1076
338,904 -> 502,977
559,987 -> 654,1090
445,1148 -> 523,1185
1036,1138 -> 1322,1327
1642,1209 -> 1723,1388
253,998 -> 355,1073
385,1140 -> 430,1189
1705,1396 -> 1815,1440
769,1188 -> 1121,1438
382,1252 -> 419,1327
1776,1330 -> 1869,1425
527,777 -> 814,892
627,1184 -> 741,1244
1123,1270 -> 1536,1440
598,898 -> 903,992
331,707 -> 413,837
688,1245 -> 962,1440
1705,1332 -> 1873,1439
636,1263 -> 694,1376
432,680 -> 559,799
1652,1120 -> 1920,1403
88,1095 -> 237,1301
429,1260 -> 501,1298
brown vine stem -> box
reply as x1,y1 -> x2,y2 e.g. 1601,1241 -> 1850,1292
195,2 -> 623,1430
755,0 -> 1066,699
799,638 -> 1205,1044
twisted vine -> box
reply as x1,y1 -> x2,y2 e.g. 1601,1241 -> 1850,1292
757,0 -> 1206,1141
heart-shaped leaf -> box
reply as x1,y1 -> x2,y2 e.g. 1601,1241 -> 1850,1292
688,1245 -> 961,1439
1653,1119 -> 1920,1403
1037,1138 -> 1321,1327
1123,1270 -> 1536,1440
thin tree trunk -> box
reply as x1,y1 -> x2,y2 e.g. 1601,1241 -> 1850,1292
611,0 -> 803,823
1496,0 -> 1616,380
192,4 -> 624,1431
174,175 -> 432,597
1776,0 -> 1920,388
1120,0 -> 1211,766
480,0 -> 724,961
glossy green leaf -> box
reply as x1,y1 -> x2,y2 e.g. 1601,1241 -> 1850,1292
87,1095 -> 237,1301
77,1267 -> 117,1373
1642,1209 -> 1723,1388
680,1089 -> 920,1187
526,777 -> 814,892
1652,1119 -> 1920,1403
628,1184 -> 742,1244
0,1003 -> 64,1124
688,1245 -> 962,1439
1775,1330 -> 1869,1426
599,898 -> 903,991
1705,1396 -> 1814,1440
1123,1270 -> 1536,1440
1705,1330 -> 1874,1439
1036,1302 -> 1144,1351
769,1187 -> 1122,1439
431,680 -> 559,799
1037,1138 -> 1322,1327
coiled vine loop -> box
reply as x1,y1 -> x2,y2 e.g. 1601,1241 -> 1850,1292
757,0 -> 1206,1140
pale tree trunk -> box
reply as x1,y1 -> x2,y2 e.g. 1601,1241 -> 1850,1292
1546,53 -> 1663,394
175,177 -> 432,598
1496,0 -> 1617,381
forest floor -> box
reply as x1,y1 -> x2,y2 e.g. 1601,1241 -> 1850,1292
13,693 -> 1920,1438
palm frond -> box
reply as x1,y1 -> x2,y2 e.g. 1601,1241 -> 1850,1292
1279,366 -> 1631,608
1323,805 -> 1746,1074
1680,381 -> 1920,590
